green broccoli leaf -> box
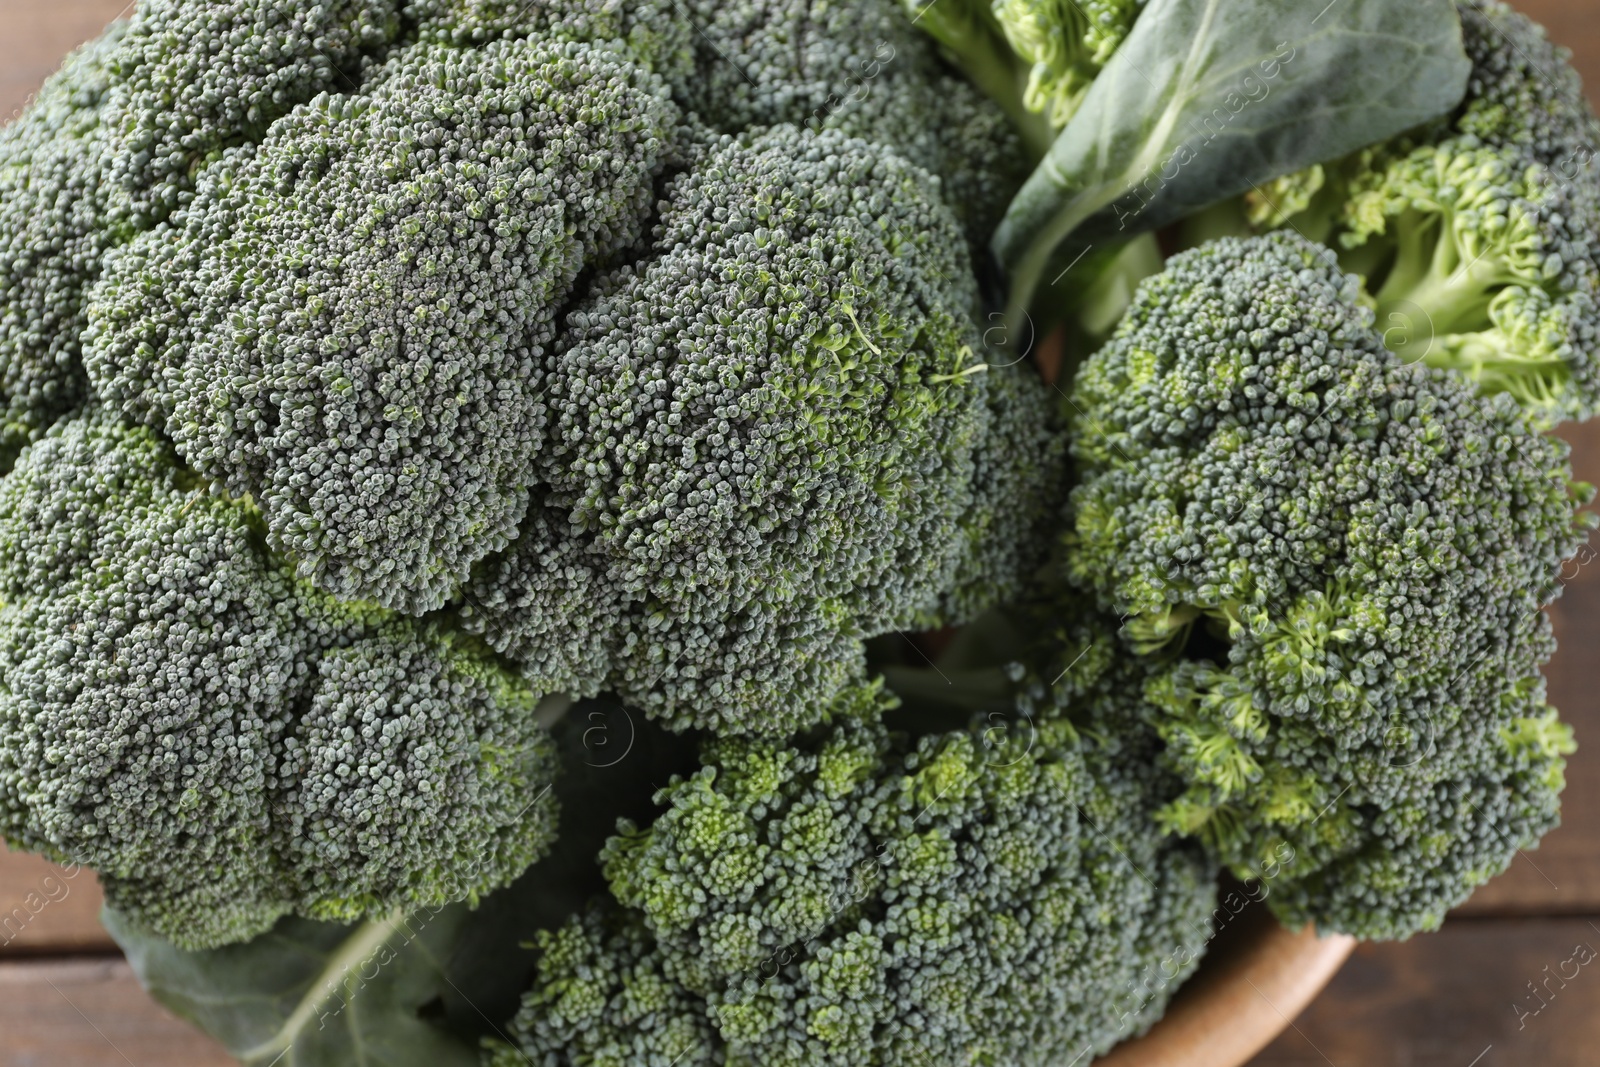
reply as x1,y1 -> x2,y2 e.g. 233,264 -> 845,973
993,0 -> 1472,332
103,906 -> 482,1066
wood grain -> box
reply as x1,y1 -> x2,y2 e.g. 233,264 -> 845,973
0,842 -> 113,955
0,958 -> 230,1066
1250,918 -> 1600,1066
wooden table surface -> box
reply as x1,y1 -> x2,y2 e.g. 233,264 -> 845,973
2,2 -> 1598,1064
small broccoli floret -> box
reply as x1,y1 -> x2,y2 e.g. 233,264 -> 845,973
670,0 -> 1030,250
458,125 -> 1060,736
85,37 -> 681,613
1057,231 -> 1590,939
0,25 -> 128,471
493,681 -> 1215,1066
103,0 -> 402,221
0,413 -> 560,949
988,0 -> 1145,128
1260,0 -> 1600,424
273,626 -> 560,924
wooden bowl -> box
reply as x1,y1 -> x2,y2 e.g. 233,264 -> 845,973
1095,898 -> 1356,1066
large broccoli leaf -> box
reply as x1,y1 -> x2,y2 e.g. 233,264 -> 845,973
992,0 -> 1472,332
104,906 -> 484,1067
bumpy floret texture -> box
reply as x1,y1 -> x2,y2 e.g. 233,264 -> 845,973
0,414 -> 560,949
404,0 -> 694,81
1060,232 -> 1589,938
666,0 -> 1029,249
102,0 -> 402,220
1267,0 -> 1600,424
459,125 -> 1061,735
86,37 -> 681,613
491,682 -> 1215,1066
0,26 -> 126,472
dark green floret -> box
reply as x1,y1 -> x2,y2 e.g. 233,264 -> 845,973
0,413 -> 561,949
85,36 -> 682,613
665,0 -> 1031,251
102,0 -> 403,221
0,25 -> 128,472
461,125 -> 1063,736
1056,231 -> 1589,939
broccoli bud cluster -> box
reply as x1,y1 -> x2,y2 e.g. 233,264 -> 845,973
0,0 -> 1057,953
0,414 -> 560,948
1056,232 -> 1589,938
494,683 -> 1214,1066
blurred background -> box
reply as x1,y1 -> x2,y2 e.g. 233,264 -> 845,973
0,2 -> 1596,1064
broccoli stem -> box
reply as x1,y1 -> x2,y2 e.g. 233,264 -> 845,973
903,0 -> 1055,160
1370,213 -> 1515,339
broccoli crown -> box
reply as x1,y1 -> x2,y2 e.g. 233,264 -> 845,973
21,2 -> 1059,738
1058,231 -> 1589,938
85,36 -> 682,614
990,0 -> 1145,128
492,682 -> 1214,1066
456,125 -> 1062,735
0,26 -> 127,472
1264,0 -> 1600,424
0,413 -> 560,949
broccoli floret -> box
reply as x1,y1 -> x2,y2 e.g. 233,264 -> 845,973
0,25 -> 128,472
1257,0 -> 1600,424
461,125 -> 1063,736
667,0 -> 1030,251
103,0 -> 402,221
85,37 -> 682,613
988,0 -> 1145,128
1056,231 -> 1590,939
492,681 -> 1214,1066
0,413 -> 560,949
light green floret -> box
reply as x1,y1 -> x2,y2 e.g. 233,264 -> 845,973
1058,232 -> 1590,939
0,413 -> 560,950
0,24 -> 129,472
85,36 -> 682,615
1255,0 -> 1600,425
491,681 -> 1215,1066
462,125 -> 1064,737
989,0 -> 1145,128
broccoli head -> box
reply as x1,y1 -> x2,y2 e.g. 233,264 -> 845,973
1056,231 -> 1590,938
85,36 -> 682,613
492,681 -> 1214,1066
1256,0 -> 1600,424
0,413 -> 560,949
461,124 -> 1063,736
